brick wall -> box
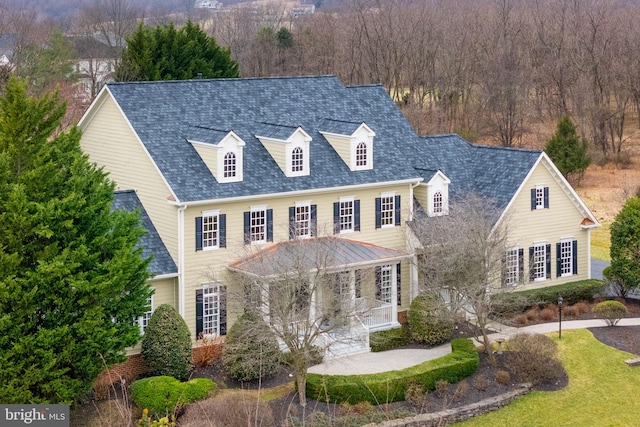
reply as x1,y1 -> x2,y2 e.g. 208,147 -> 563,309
93,354 -> 149,399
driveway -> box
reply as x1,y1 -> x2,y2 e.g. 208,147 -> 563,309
591,258 -> 609,280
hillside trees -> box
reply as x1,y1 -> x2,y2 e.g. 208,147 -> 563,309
0,77 -> 152,403
116,20 -> 239,81
545,115 -> 591,183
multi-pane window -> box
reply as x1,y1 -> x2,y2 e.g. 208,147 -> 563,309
379,265 -> 393,304
380,195 -> 395,227
535,187 -> 544,209
139,295 -> 153,334
292,147 -> 304,172
203,284 -> 221,336
340,199 -> 354,232
532,244 -> 546,280
202,213 -> 219,249
250,209 -> 266,243
223,152 -> 236,178
433,191 -> 443,215
504,248 -> 519,286
295,204 -> 311,238
356,142 -> 367,167
560,240 -> 573,276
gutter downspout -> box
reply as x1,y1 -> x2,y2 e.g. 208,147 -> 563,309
177,203 -> 187,318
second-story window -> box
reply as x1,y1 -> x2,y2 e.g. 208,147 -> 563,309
223,152 -> 236,178
380,195 -> 395,227
355,142 -> 367,167
433,191 -> 443,215
244,207 -> 273,244
292,147 -> 304,172
202,213 -> 219,248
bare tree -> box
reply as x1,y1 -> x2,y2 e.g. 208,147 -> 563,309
227,236 -> 371,407
410,194 -> 511,364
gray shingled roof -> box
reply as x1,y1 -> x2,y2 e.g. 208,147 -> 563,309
106,76 -> 421,202
112,190 -> 177,276
409,134 -> 542,209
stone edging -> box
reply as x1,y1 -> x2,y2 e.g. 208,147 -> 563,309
363,383 -> 532,427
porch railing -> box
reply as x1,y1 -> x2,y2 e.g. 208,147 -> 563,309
356,297 -> 393,328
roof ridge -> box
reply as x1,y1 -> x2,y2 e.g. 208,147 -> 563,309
107,75 -> 339,86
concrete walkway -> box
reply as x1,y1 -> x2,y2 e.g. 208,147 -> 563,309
308,318 -> 640,376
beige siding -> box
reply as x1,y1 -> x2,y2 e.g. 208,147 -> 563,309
182,183 -> 413,338
260,140 -> 287,173
80,95 -> 179,262
191,144 -> 219,180
323,135 -> 351,168
414,185 -> 428,209
504,160 -> 591,291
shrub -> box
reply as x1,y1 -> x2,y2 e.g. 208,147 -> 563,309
472,373 -> 488,391
306,338 -> 479,404
130,376 -> 215,417
593,300 -> 628,326
453,379 -> 469,401
495,370 -> 511,385
435,379 -> 449,399
562,305 -> 578,317
370,326 -> 411,352
408,292 -> 455,346
573,301 -> 590,314
512,314 -> 528,326
221,311 -> 282,381
141,304 -> 192,380
538,307 -> 556,321
525,307 -> 539,321
180,391 -> 274,427
505,333 -> 564,386
193,335 -> 223,368
405,383 -> 427,408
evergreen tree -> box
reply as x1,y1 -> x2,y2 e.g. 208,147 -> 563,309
0,77 -> 152,403
544,115 -> 591,182
116,20 -> 239,81
609,196 -> 640,294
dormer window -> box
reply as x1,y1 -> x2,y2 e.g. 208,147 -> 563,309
223,152 -> 236,178
356,142 -> 367,167
424,170 -> 450,217
433,191 -> 443,215
320,120 -> 374,171
256,124 -> 311,178
292,147 -> 304,172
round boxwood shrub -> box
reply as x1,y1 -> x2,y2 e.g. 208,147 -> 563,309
408,292 -> 454,346
141,304 -> 192,380
130,376 -> 216,417
593,300 -> 628,326
221,311 -> 282,381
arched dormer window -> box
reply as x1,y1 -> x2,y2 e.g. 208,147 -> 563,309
433,191 -> 443,215
223,152 -> 236,178
355,142 -> 367,167
292,147 -> 304,172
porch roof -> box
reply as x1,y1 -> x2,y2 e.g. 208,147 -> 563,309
227,237 -> 410,277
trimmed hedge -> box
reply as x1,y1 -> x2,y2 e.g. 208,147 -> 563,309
408,292 -> 455,346
593,300 -> 628,326
130,376 -> 216,417
306,338 -> 479,404
370,327 -> 411,352
492,279 -> 605,316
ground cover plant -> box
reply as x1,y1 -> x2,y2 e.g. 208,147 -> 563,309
456,329 -> 640,426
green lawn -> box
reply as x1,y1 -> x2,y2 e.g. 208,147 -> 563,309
591,221 -> 611,262
456,329 -> 640,427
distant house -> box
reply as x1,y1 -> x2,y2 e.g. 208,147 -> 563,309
79,75 -> 599,359
0,34 -> 16,68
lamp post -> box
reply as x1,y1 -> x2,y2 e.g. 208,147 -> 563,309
558,295 -> 563,340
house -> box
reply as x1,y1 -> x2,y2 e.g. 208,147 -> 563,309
78,75 -> 599,359
70,32 -> 123,103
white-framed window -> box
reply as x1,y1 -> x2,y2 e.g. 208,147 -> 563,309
504,248 -> 519,286
202,210 -> 219,249
378,265 -> 393,304
138,294 -> 153,334
340,198 -> 354,233
250,207 -> 267,243
380,194 -> 395,227
295,202 -> 311,239
532,243 -> 547,281
535,187 -> 544,209
433,191 -> 443,215
203,283 -> 221,336
355,142 -> 367,167
560,240 -> 573,276
223,152 -> 236,178
291,147 -> 304,173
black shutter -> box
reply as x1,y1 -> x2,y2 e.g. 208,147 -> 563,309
572,240 -> 578,274
333,202 -> 340,234
220,286 -> 227,336
219,214 -> 226,248
531,189 -> 536,210
501,251 -> 507,286
545,244 -> 551,279
396,263 -> 401,306
243,211 -> 250,244
544,187 -> 549,208
289,206 -> 295,240
394,195 -> 401,226
195,289 -> 203,338
311,204 -> 317,236
266,209 -> 273,242
375,266 -> 382,300
355,270 -> 361,298
354,199 -> 361,231
375,197 -> 382,229
556,243 -> 562,277
518,248 -> 524,283
529,246 -> 534,282
195,217 -> 203,251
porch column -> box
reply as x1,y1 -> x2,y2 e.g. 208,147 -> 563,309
391,264 -> 398,324
348,270 -> 356,312
410,255 -> 419,303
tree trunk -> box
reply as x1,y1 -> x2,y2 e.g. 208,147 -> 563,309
296,366 -> 307,407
